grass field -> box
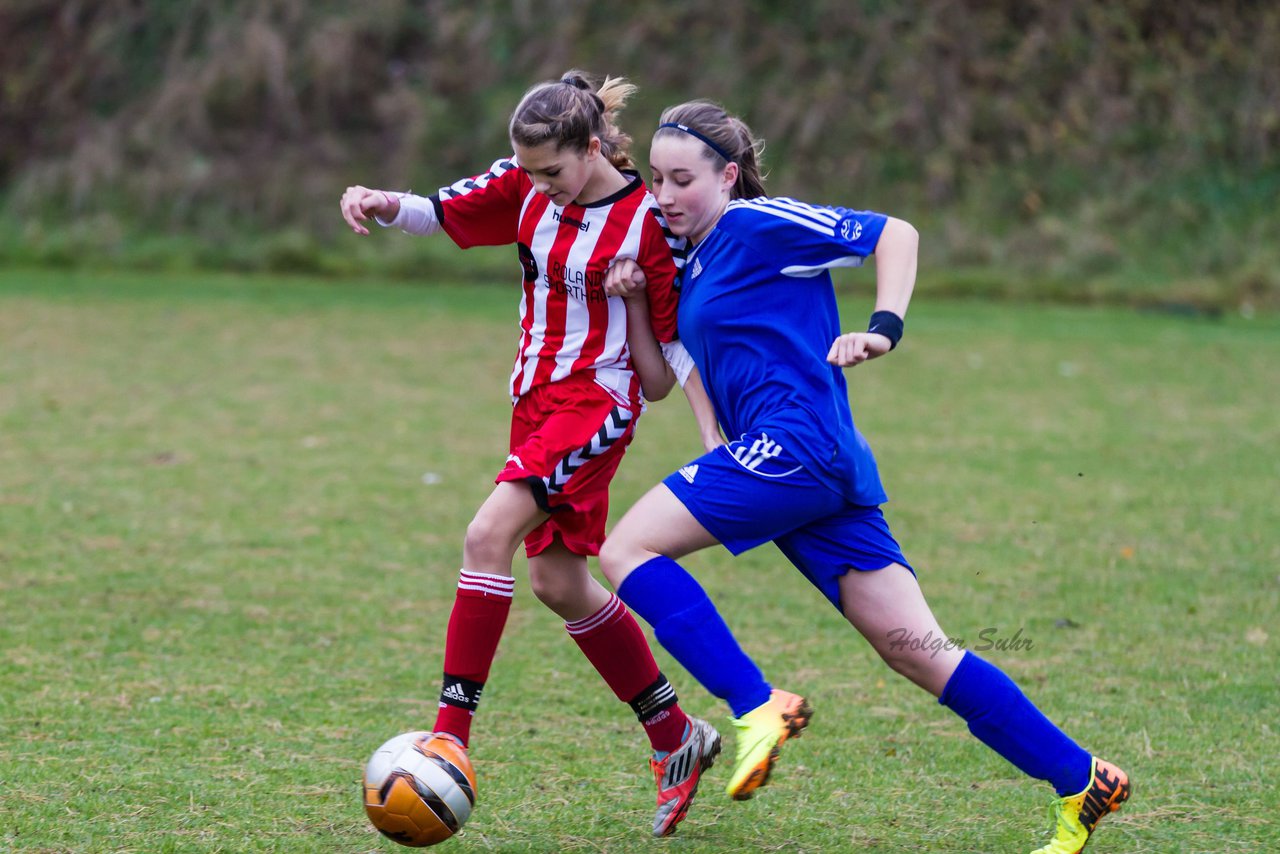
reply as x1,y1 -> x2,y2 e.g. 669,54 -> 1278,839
1,268 -> 1277,853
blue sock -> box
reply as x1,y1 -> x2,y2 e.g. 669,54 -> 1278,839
940,651 -> 1092,796
617,556 -> 771,717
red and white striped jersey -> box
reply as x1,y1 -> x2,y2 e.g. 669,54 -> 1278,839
431,157 -> 683,404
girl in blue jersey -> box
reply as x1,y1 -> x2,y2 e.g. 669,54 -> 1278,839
599,100 -> 1129,854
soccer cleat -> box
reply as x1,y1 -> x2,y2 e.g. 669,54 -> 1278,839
1030,757 -> 1130,854
725,689 -> 812,800
650,716 -> 722,837
433,731 -> 467,748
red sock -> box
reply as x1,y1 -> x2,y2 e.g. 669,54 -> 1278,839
566,594 -> 689,753
432,570 -> 515,746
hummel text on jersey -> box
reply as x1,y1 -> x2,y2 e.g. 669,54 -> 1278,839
552,209 -> 591,232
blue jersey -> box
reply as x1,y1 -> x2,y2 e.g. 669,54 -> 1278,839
677,197 -> 889,506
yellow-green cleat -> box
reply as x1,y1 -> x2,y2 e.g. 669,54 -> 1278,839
725,689 -> 812,800
1031,756 -> 1130,854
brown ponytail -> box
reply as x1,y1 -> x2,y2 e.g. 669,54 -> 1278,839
655,100 -> 767,199
509,70 -> 637,169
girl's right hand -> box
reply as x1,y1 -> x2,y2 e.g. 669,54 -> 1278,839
604,257 -> 648,300
340,185 -> 400,235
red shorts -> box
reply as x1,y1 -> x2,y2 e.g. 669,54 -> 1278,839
498,373 -> 641,558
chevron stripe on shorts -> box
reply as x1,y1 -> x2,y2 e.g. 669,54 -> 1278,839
544,406 -> 633,496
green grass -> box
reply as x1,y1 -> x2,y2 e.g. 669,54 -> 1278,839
1,268 -> 1277,852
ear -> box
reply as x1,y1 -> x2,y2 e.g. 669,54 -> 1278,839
586,136 -> 603,160
722,161 -> 739,192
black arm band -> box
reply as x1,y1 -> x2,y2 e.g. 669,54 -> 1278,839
867,311 -> 904,350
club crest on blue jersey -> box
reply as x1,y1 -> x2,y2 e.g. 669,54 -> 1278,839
839,217 -> 863,242
724,432 -> 803,478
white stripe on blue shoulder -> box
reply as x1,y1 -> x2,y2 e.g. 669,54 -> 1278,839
727,196 -> 840,235
780,257 -> 868,277
763,197 -> 842,225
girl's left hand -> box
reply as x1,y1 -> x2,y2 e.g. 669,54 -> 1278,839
827,332 -> 892,367
701,430 -> 727,453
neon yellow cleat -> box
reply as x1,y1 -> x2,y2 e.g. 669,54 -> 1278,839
1031,757 -> 1130,854
725,689 -> 812,800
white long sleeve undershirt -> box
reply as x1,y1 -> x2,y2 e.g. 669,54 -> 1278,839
376,192 -> 442,236
661,340 -> 695,387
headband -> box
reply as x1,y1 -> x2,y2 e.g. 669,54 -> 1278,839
657,122 -> 736,163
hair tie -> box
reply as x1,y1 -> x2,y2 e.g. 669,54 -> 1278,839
657,122 -> 736,164
561,77 -> 604,113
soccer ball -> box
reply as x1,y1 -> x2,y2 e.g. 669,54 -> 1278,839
363,731 -> 477,847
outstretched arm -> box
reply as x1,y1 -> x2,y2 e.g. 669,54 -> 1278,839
827,216 -> 919,367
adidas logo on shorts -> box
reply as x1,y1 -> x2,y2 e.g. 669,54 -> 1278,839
678,464 -> 699,483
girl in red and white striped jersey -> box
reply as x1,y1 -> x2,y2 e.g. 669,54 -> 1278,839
339,71 -> 722,837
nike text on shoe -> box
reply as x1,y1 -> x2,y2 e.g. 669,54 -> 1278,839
725,689 -> 812,800
1031,757 -> 1130,854
651,717 -> 722,837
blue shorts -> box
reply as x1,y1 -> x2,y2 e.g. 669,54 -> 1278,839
662,431 -> 912,611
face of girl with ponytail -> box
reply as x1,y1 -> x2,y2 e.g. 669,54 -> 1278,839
649,133 -> 738,245
509,73 -> 636,208
513,137 -> 602,208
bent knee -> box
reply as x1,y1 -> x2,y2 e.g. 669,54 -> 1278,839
526,568 -> 572,608
598,536 -> 650,586
873,643 -> 963,695
878,649 -> 924,680
596,538 -> 626,582
464,513 -> 522,564
528,578 -> 568,612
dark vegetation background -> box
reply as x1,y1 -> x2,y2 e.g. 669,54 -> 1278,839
3,0 -> 1277,310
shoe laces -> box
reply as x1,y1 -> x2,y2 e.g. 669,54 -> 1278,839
1049,796 -> 1078,838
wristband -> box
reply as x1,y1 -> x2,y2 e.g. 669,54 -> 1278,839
867,310 -> 904,350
